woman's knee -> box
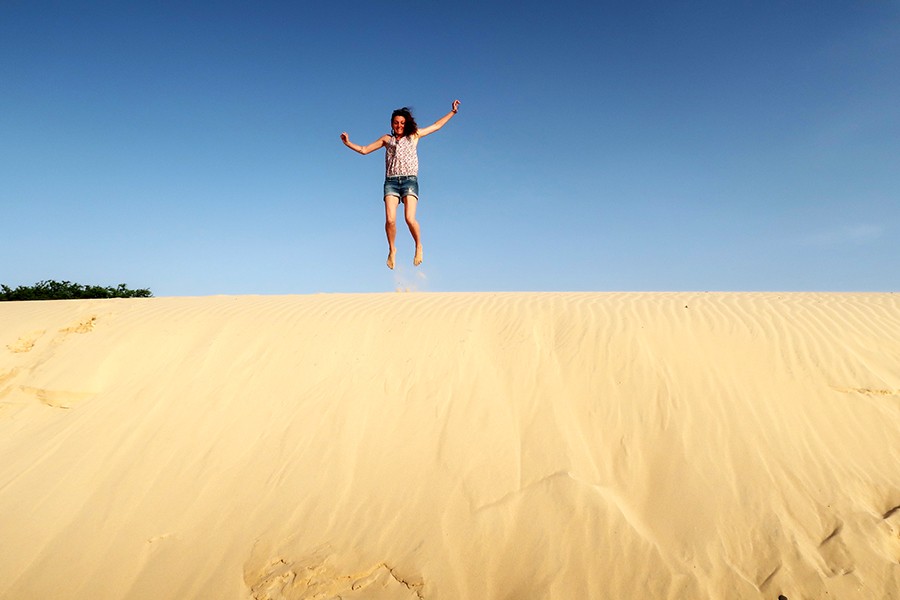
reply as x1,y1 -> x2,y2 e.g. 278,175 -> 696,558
384,197 -> 400,225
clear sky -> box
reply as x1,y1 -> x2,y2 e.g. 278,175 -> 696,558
2,1 -> 898,296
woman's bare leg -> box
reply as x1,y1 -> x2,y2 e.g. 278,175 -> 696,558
384,195 -> 400,269
403,195 -> 423,266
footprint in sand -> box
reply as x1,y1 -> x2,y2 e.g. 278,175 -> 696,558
817,521 -> 854,576
832,386 -> 899,398
147,533 -> 175,544
6,330 -> 46,353
5,316 -> 97,354
0,368 -> 19,387
245,555 -> 424,600
58,316 -> 97,335
18,386 -> 94,409
883,504 -> 900,563
52,315 -> 99,344
0,368 -> 21,406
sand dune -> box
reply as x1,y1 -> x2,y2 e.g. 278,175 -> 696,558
0,292 -> 898,599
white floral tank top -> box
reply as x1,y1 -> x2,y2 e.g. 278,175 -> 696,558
385,134 -> 419,177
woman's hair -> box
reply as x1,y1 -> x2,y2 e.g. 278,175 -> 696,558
391,107 -> 418,137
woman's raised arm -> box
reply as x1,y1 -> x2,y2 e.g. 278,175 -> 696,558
416,100 -> 460,138
340,132 -> 390,155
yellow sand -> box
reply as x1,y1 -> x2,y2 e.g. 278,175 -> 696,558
0,292 -> 898,599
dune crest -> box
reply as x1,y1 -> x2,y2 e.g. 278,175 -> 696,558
1,293 -> 898,599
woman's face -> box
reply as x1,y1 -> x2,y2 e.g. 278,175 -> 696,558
392,116 -> 406,136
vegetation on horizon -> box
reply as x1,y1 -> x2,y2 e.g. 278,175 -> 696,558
0,280 -> 153,301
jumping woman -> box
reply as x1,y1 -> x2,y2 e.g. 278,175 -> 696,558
340,99 -> 460,269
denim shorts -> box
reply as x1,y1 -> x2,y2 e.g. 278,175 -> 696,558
383,175 -> 419,201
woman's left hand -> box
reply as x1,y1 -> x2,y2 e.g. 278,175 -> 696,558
451,99 -> 460,113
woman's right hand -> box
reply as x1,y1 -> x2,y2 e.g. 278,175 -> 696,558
340,132 -> 350,143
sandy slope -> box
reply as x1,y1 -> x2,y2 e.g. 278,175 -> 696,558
0,292 -> 898,599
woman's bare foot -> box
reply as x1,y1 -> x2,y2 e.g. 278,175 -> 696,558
413,246 -> 423,266
387,249 -> 396,270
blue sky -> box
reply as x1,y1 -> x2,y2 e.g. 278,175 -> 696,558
2,1 -> 898,295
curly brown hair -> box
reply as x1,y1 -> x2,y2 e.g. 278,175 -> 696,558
391,107 -> 418,137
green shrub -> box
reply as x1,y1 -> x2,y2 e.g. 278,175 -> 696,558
0,280 -> 152,301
